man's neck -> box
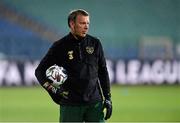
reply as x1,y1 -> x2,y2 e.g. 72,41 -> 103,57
71,32 -> 85,41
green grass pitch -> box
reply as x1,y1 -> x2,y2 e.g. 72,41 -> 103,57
0,85 -> 180,122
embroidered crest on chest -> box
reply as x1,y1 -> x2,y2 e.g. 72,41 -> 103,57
86,46 -> 94,54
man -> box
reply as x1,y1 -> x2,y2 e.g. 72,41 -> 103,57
35,9 -> 112,122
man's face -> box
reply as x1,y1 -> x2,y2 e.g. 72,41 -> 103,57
71,15 -> 89,38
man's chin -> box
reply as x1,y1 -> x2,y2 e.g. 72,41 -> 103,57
81,33 -> 87,37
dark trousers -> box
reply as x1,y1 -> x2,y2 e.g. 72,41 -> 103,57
59,101 -> 104,122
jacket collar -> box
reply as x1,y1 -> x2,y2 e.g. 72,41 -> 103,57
68,32 -> 87,43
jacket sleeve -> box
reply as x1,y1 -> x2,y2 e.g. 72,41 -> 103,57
97,40 -> 111,100
35,41 -> 60,86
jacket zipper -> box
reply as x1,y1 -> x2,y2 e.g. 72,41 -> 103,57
78,43 -> 82,61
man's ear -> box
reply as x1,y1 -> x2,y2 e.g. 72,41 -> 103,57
69,20 -> 75,30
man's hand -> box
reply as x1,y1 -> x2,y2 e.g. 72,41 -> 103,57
56,88 -> 69,99
43,82 -> 69,99
103,99 -> 112,120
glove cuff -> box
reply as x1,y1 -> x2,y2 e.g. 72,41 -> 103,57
104,93 -> 111,100
43,82 -> 57,94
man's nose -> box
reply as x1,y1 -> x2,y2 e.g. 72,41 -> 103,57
85,24 -> 89,29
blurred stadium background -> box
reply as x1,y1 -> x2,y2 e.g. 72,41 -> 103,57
0,0 -> 180,122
